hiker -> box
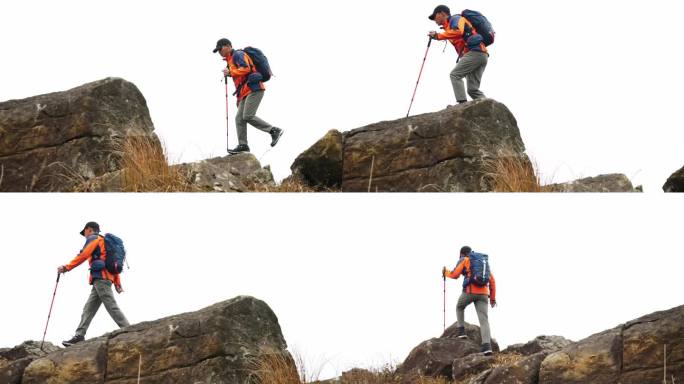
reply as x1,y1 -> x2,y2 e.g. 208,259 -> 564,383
442,246 -> 497,356
58,222 -> 129,347
428,5 -> 489,105
213,38 -> 284,154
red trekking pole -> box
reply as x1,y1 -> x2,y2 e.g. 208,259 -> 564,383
406,37 -> 433,118
40,272 -> 61,351
224,75 -> 230,152
443,274 -> 446,332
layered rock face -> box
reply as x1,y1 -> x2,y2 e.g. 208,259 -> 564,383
394,305 -> 683,384
291,99 -> 529,192
539,305 -> 684,384
1,296 -> 289,384
0,78 -> 157,191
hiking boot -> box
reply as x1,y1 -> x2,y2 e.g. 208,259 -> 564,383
456,326 -> 468,339
62,334 -> 85,347
270,127 -> 284,147
481,343 -> 493,356
228,144 -> 250,154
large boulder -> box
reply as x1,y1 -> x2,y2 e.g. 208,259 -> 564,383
21,296 -> 288,384
546,174 -> 637,192
292,99 -> 529,192
663,165 -> 684,192
619,305 -> 684,384
398,337 -> 480,378
539,305 -> 684,384
290,129 -> 343,190
482,352 -> 547,384
0,341 -> 59,384
0,78 -> 158,191
176,153 -> 275,192
398,322 -> 499,378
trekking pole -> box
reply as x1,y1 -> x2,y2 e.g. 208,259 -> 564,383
40,272 -> 61,351
406,37 -> 433,118
443,274 -> 446,332
224,75 -> 230,152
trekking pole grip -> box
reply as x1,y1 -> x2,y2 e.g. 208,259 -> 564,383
428,36 -> 433,47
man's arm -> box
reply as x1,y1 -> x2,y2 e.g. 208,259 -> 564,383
444,257 -> 467,279
229,51 -> 253,77
489,272 -> 497,306
62,237 -> 98,272
113,273 -> 123,293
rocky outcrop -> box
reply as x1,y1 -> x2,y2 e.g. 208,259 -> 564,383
6,296 -> 288,384
177,153 -> 275,192
291,99 -> 529,192
540,305 -> 684,384
397,322 -> 500,378
547,174 -> 637,192
446,336 -> 572,384
0,79 -> 278,193
393,305 -> 683,384
0,341 -> 59,384
0,78 -> 157,191
664,165 -> 684,192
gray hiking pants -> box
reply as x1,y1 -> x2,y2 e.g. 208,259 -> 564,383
450,51 -> 488,102
75,279 -> 129,337
236,90 -> 273,145
456,292 -> 491,345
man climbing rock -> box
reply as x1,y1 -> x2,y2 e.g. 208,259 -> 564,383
214,38 -> 283,154
443,246 -> 497,356
58,222 -> 129,347
428,5 -> 490,105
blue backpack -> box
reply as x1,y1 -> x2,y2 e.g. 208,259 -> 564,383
462,10 -> 495,46
243,47 -> 273,82
465,251 -> 491,287
103,233 -> 126,274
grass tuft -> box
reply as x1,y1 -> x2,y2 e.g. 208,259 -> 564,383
482,155 -> 553,192
118,136 -> 196,192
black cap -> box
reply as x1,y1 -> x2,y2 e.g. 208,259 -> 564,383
213,38 -> 232,53
429,5 -> 451,20
80,221 -> 100,236
460,246 -> 472,256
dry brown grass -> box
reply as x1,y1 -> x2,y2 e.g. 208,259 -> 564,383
118,136 -> 197,192
482,155 -> 553,192
246,351 -> 454,384
246,349 -> 303,384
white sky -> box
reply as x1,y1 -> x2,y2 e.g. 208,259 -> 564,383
1,194 -> 682,379
1,1 -> 683,192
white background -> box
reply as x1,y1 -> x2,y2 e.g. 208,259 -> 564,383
0,194 -> 682,379
1,1 -> 683,191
